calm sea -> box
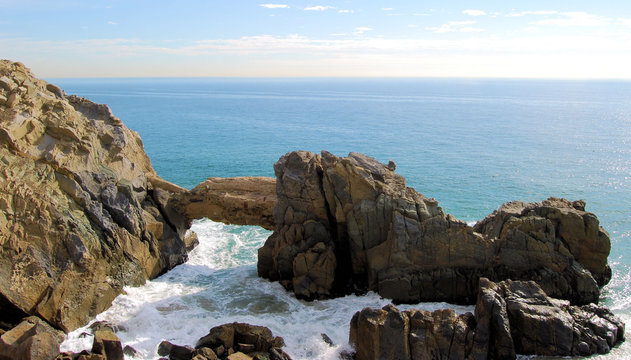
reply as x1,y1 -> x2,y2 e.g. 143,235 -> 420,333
51,78 -> 631,359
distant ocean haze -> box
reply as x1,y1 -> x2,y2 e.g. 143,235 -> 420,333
53,77 -> 631,359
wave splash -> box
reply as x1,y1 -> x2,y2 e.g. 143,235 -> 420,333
61,219 -> 474,359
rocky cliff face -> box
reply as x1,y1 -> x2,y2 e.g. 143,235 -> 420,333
258,150 -> 611,305
0,60 -> 196,332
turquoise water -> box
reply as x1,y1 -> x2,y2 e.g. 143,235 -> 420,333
53,78 -> 631,359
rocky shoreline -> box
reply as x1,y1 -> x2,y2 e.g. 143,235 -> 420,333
0,60 -> 625,359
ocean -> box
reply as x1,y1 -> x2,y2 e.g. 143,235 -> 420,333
50,77 -> 631,359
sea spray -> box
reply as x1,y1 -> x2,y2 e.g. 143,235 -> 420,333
61,219 -> 473,359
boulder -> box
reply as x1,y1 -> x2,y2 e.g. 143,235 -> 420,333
349,304 -> 410,360
91,329 -> 124,360
172,177 -> 276,230
258,150 -> 611,304
348,278 -> 625,360
0,60 -> 195,331
196,323 -> 284,355
0,316 -> 65,360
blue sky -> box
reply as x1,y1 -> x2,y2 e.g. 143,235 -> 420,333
1,0 -> 631,78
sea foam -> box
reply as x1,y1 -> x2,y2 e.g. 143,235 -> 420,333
61,219 -> 473,359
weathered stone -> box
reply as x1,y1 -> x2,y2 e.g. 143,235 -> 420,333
349,279 -> 624,360
169,344 -> 195,360
123,345 -> 137,357
407,309 -> 475,360
173,177 -> 276,230
91,329 -> 123,360
194,347 -> 218,360
0,316 -> 65,360
227,352 -> 252,360
470,278 -> 514,360
196,323 -> 285,357
157,340 -> 174,356
349,304 -> 410,360
0,60 -> 194,331
259,150 -> 612,305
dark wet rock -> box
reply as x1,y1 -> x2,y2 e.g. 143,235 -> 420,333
349,278 -> 625,360
258,151 -> 612,305
153,323 -> 292,360
123,345 -> 137,357
320,333 -> 334,347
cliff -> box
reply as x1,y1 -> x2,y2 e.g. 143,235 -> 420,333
0,60 -> 196,332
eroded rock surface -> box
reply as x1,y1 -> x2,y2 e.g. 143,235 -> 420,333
173,176 -> 276,230
258,151 -> 611,304
0,316 -> 65,360
0,60 -> 195,332
157,322 -> 292,360
349,278 -> 625,360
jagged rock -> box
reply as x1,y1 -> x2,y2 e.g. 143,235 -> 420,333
470,278 -> 514,359
169,344 -> 195,360
349,279 -> 624,360
91,329 -> 124,360
173,176 -> 276,230
349,304 -> 410,360
258,150 -> 611,304
0,316 -> 65,360
0,60 -> 194,332
194,323 -> 289,360
123,345 -> 137,357
496,279 -> 625,356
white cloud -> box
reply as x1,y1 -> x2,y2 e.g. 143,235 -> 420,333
426,21 -> 477,33
260,4 -> 289,9
530,12 -> 610,27
381,8 -> 393,11
507,10 -> 558,17
5,32 -> 631,78
107,21 -> 117,25
338,9 -> 354,14
354,27 -> 373,35
617,18 -> 631,27
408,24 -> 418,28
462,10 -> 486,16
413,13 -> 429,16
304,5 -> 335,11
460,27 -> 485,33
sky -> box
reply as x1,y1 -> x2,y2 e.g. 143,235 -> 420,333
1,0 -> 631,78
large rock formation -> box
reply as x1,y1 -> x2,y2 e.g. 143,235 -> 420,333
258,151 -> 611,304
349,278 -> 625,360
172,176 -> 276,231
0,60 -> 196,332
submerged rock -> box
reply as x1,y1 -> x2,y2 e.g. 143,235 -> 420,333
349,278 -> 625,360
258,150 -> 611,304
0,60 -> 195,332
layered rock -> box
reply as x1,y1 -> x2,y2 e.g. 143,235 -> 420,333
0,60 -> 195,332
349,278 -> 625,360
172,176 -> 276,231
258,151 -> 611,304
0,316 -> 65,360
